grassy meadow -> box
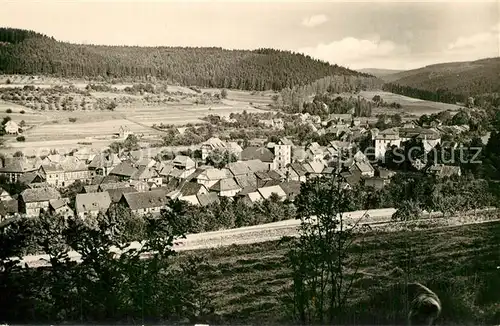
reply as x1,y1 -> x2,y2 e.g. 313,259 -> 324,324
184,221 -> 500,325
360,90 -> 463,116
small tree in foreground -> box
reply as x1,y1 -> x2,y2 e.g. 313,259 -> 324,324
285,176 -> 367,324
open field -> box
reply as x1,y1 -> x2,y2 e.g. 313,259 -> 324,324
23,119 -> 151,141
191,221 -> 500,324
0,101 -> 48,126
201,88 -> 276,106
0,82 -> 274,154
122,102 -> 265,126
3,102 -> 267,152
360,90 -> 463,116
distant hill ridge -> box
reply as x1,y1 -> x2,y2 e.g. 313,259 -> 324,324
382,57 -> 500,98
358,68 -> 405,78
0,27 -> 373,91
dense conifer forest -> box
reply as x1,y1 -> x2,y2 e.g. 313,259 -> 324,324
0,28 -> 372,91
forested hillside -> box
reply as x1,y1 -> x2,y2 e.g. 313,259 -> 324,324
0,28 -> 372,91
382,57 -> 500,104
358,68 -> 404,78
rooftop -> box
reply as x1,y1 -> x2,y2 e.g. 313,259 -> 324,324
21,187 -> 61,203
196,192 -> 220,207
210,178 -> 241,192
241,147 -> 275,163
227,161 -> 253,176
75,192 -> 112,215
122,190 -> 168,210
109,162 -> 138,178
257,185 -> 287,200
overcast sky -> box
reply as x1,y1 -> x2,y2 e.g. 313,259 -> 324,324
1,0 -> 498,70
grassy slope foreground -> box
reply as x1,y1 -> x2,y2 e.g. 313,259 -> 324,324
188,221 -> 500,325
0,28 -> 371,91
382,57 -> 500,97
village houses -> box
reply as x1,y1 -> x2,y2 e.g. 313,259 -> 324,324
88,152 -> 122,177
20,187 -> 61,217
0,157 -> 43,183
75,192 -> 112,219
201,137 -> 243,160
119,190 -> 169,216
240,147 -> 276,170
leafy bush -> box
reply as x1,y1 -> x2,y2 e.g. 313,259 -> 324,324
5,108 -> 12,113
20,110 -> 25,114
0,207 -> 215,324
68,117 -> 77,123
106,101 -> 117,111
16,135 -> 25,141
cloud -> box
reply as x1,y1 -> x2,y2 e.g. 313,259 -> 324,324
445,23 -> 499,59
297,36 -> 409,69
301,14 -> 328,28
448,33 -> 494,50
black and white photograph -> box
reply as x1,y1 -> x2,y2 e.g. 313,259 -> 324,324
0,0 -> 499,325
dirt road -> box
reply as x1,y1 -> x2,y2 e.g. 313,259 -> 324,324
17,207 -> 498,268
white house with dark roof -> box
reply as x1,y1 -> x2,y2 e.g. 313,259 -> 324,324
201,137 -> 226,160
131,166 -> 162,186
41,163 -> 65,187
60,156 -> 90,185
306,143 -> 325,162
173,155 -> 196,170
210,178 -> 241,197
119,190 -> 168,216
236,187 -> 263,205
279,181 -> 301,201
304,161 -> 325,176
75,192 -> 112,219
20,187 -> 61,217
49,198 -> 74,218
374,128 -> 401,159
88,152 -> 122,177
109,161 -> 138,180
0,157 -> 43,183
288,163 -> 308,182
178,182 -> 208,206
196,168 -> 231,188
350,161 -> 375,178
240,147 -> 276,170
